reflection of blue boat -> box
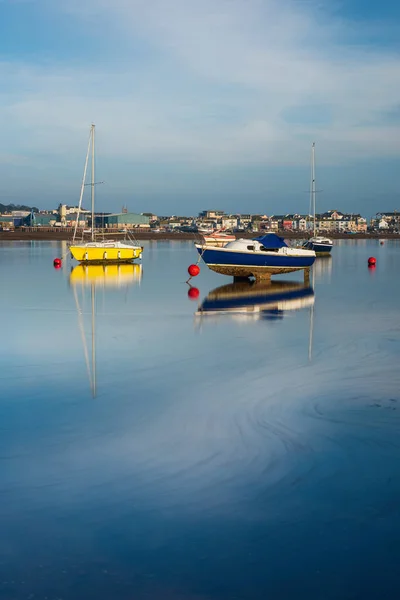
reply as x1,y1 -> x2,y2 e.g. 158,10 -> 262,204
196,280 -> 314,320
195,233 -> 315,280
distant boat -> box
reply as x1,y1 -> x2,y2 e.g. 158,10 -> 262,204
69,124 -> 143,264
198,226 -> 214,234
202,228 -> 236,247
303,142 -> 333,256
195,233 -> 315,280
195,280 -> 314,320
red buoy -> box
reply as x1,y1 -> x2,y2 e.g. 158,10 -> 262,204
53,257 -> 62,268
368,257 -> 376,266
188,264 -> 200,277
188,286 -> 200,300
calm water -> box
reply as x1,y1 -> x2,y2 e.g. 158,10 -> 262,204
1,239 -> 400,600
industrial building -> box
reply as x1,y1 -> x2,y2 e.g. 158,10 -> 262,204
94,212 -> 150,229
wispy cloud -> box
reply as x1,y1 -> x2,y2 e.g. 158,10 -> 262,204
1,0 -> 400,209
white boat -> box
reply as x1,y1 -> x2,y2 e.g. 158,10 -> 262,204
303,143 -> 333,255
202,228 -> 236,247
70,124 -> 143,264
195,233 -> 316,281
198,226 -> 214,234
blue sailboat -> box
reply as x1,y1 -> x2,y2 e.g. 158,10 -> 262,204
195,233 -> 315,281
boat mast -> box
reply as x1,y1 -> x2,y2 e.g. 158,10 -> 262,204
311,142 -> 316,237
73,127 -> 92,244
91,124 -> 95,242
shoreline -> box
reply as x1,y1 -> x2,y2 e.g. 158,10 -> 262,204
0,230 -> 399,242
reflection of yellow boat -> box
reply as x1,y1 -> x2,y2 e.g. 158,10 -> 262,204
71,263 -> 142,398
196,280 -> 314,318
69,263 -> 142,288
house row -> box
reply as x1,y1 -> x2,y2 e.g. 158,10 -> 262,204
193,210 -> 368,233
371,212 -> 400,231
3,205 -> 398,234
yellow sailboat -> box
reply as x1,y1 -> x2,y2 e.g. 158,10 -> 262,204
69,124 -> 143,264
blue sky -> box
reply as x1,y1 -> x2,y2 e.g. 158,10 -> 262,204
0,0 -> 400,216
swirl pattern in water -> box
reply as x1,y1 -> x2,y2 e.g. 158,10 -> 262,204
0,240 -> 399,600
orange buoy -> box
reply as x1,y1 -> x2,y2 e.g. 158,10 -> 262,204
53,258 -> 62,268
188,264 -> 200,277
368,257 -> 376,266
188,286 -> 200,300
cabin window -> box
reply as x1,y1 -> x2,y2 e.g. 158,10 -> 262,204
260,246 -> 279,252
247,245 -> 255,251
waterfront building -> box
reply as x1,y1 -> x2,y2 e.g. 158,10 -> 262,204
94,212 -> 150,229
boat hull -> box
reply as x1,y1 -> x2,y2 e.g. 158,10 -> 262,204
303,240 -> 333,256
70,244 -> 142,263
196,245 -> 315,279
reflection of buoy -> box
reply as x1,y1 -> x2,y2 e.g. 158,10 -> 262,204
188,286 -> 200,300
368,264 -> 376,271
380,241 -> 384,245
368,257 -> 376,266
53,258 -> 62,268
188,264 -> 200,277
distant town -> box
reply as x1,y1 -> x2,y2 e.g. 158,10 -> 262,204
0,204 -> 400,234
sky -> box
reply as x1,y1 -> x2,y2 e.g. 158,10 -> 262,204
0,0 -> 400,217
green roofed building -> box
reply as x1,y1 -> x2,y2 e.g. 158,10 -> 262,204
94,212 -> 150,229
29,213 -> 56,226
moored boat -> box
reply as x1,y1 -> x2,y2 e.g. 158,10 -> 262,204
195,233 -> 315,280
202,228 -> 236,247
303,235 -> 333,255
69,124 -> 143,264
302,142 -> 333,256
70,240 -> 142,263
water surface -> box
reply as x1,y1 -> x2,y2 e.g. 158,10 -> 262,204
1,239 -> 400,600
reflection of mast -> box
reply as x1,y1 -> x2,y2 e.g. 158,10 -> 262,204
308,266 -> 315,361
91,282 -> 96,398
72,280 -> 96,398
